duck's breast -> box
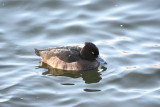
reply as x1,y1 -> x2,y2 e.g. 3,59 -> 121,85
45,57 -> 99,71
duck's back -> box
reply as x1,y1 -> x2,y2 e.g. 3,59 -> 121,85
36,46 -> 82,62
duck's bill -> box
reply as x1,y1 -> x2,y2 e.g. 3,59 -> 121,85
96,56 -> 107,64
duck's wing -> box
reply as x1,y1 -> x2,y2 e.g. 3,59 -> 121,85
35,46 -> 82,62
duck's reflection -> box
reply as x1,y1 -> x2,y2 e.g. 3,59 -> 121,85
38,62 -> 107,84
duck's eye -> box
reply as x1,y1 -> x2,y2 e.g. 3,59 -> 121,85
92,52 -> 95,55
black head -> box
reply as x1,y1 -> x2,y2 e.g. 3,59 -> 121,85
80,42 -> 99,61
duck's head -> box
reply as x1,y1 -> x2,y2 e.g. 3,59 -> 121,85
80,42 -> 99,61
80,42 -> 107,64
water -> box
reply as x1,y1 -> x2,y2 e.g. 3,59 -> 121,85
0,0 -> 160,107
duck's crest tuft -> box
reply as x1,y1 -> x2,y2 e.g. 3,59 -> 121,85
34,48 -> 40,56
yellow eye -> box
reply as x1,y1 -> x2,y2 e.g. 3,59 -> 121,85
92,52 -> 95,55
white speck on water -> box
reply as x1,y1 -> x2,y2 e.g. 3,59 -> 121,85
120,24 -> 123,27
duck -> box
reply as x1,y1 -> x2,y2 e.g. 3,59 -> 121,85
34,42 -> 106,71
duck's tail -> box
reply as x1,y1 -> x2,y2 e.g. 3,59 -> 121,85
34,48 -> 40,56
